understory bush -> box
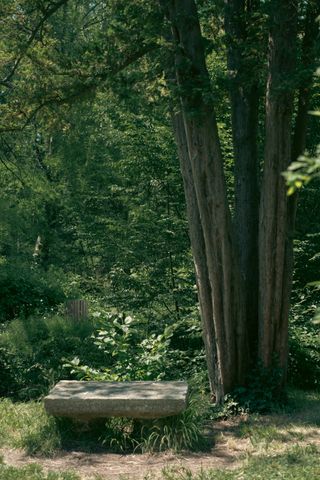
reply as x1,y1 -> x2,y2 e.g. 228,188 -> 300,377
64,310 -> 205,383
232,360 -> 286,414
0,263 -> 65,322
207,361 -> 286,418
0,313 -> 105,399
0,303 -> 206,400
288,293 -> 320,390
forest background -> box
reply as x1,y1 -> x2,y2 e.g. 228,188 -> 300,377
0,0 -> 319,413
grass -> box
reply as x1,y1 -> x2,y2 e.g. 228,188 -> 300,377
0,389 -> 319,479
0,460 -> 79,480
0,400 -> 61,456
161,444 -> 320,480
235,388 -> 320,449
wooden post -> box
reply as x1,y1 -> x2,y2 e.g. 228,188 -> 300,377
66,299 -> 88,321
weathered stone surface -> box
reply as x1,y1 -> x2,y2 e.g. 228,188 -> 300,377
44,380 -> 189,419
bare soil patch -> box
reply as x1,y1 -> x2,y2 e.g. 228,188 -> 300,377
0,444 -> 241,480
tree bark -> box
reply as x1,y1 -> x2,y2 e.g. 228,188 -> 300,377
163,0 -> 248,400
172,111 -> 219,398
161,0 -> 316,401
292,0 -> 319,163
225,0 -> 260,358
258,0 -> 298,372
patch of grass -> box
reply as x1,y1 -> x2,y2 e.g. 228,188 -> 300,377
0,399 -> 60,456
161,445 -> 320,480
239,422 -> 305,448
0,398 -> 115,455
0,462 -> 79,480
286,388 -> 320,422
232,389 -> 320,449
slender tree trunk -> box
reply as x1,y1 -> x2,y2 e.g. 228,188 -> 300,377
292,0 -> 319,163
225,0 -> 260,358
172,111 -> 219,398
258,0 -> 298,372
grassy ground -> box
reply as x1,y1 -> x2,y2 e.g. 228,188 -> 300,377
0,389 -> 319,479
0,461 -> 79,480
0,400 -> 61,456
160,444 -> 320,479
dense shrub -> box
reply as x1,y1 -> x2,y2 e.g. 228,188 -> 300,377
64,310 -> 205,383
0,304 -> 206,400
287,292 -> 320,390
230,360 -> 286,414
289,325 -> 320,389
0,263 -> 65,322
0,314 -> 105,399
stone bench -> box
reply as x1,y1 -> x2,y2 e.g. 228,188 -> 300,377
44,380 -> 189,420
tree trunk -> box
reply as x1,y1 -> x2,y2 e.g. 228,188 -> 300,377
172,111 -> 219,398
225,0 -> 260,358
258,0 -> 298,372
292,0 -> 319,163
161,0 -> 316,401
163,0 -> 248,401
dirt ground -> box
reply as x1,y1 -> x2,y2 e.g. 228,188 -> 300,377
0,419 -> 248,479
1,413 -> 319,479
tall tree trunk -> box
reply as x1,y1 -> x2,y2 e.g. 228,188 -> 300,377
283,1 -> 320,375
161,0 -> 317,401
258,0 -> 298,372
225,0 -> 260,358
172,111 -> 219,398
292,0 -> 319,163
162,0 -> 248,401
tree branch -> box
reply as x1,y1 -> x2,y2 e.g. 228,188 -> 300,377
1,0 -> 70,87
0,42 -> 159,133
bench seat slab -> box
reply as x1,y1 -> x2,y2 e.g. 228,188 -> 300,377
44,380 -> 189,419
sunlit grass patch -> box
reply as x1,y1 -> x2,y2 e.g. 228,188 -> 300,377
160,444 -> 320,480
231,389 -> 320,449
0,461 -> 79,480
0,399 -> 60,456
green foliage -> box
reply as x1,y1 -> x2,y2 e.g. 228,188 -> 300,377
65,311 -> 174,381
0,302 -> 205,400
0,313 -> 104,399
284,145 -> 320,195
284,67 -> 320,195
230,361 -> 286,414
288,296 -> 320,389
0,264 -> 65,322
64,309 -> 205,383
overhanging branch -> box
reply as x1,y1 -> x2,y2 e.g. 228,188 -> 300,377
0,42 -> 159,133
1,0 -> 70,87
